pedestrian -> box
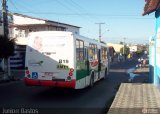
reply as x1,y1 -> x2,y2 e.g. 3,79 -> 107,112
119,53 -> 123,62
143,59 -> 146,68
138,58 -> 142,68
127,53 -> 131,60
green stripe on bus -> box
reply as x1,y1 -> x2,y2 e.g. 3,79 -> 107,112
76,69 -> 89,80
76,61 -> 88,80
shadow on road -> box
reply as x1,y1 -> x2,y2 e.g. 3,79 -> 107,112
32,87 -> 91,99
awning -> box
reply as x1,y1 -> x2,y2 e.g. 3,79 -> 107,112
142,0 -> 160,16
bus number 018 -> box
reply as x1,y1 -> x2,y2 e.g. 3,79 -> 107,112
59,59 -> 69,64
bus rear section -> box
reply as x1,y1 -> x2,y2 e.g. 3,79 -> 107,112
24,31 -> 76,89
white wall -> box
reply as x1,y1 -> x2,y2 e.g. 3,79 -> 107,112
13,15 -> 45,25
107,43 -> 124,53
129,46 -> 137,52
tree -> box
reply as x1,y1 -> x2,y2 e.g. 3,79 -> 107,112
119,41 -> 124,45
0,35 -> 15,58
0,35 -> 15,79
120,45 -> 130,55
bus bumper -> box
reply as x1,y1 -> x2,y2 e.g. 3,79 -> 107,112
24,78 -> 76,89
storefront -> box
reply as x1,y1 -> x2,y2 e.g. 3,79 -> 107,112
143,0 -> 160,86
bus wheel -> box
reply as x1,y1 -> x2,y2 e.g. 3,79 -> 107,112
89,73 -> 94,87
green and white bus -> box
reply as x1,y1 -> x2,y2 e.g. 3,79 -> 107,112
25,31 -> 109,89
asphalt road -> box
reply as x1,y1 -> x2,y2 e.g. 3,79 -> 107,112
0,58 -> 138,114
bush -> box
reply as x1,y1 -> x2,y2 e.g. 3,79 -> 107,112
120,45 -> 130,55
0,35 -> 15,58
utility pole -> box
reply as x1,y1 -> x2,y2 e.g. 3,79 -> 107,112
1,0 -> 10,78
123,37 -> 126,55
2,0 -> 9,38
95,23 -> 105,42
123,37 -> 127,61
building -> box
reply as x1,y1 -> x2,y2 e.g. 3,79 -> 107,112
12,13 -> 80,45
1,13 -> 81,72
143,0 -> 160,86
107,43 -> 124,53
129,45 -> 138,53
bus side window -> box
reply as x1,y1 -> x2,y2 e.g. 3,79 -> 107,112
94,45 -> 98,60
76,40 -> 80,60
76,40 -> 84,61
89,43 -> 97,60
79,41 -> 84,60
89,44 -> 93,60
84,47 -> 87,60
101,47 -> 107,60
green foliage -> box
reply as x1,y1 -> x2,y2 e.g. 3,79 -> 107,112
119,41 -> 123,45
0,35 -> 15,58
136,50 -> 143,54
135,49 -> 143,57
120,45 -> 130,55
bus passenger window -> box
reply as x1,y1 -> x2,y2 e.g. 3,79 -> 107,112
80,41 -> 84,60
76,40 -> 84,61
76,40 -> 80,60
101,47 -> 107,60
89,43 -> 97,60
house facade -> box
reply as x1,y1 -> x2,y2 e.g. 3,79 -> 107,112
8,13 -> 80,71
129,45 -> 138,53
143,0 -> 160,86
12,13 -> 80,45
107,43 -> 124,53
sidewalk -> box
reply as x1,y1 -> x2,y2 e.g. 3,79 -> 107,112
0,70 -> 24,84
0,71 -> 10,82
107,66 -> 160,114
108,83 -> 160,114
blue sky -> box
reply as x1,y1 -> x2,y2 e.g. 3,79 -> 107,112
6,0 -> 156,44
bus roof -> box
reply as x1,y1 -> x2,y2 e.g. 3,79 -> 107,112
74,34 -> 107,47
28,31 -> 107,47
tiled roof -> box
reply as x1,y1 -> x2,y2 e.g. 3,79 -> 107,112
143,0 -> 160,16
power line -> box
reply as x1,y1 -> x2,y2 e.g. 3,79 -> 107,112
7,11 -> 154,19
54,0 -> 97,23
4,11 -> 145,17
68,0 -> 101,22
8,0 -> 40,14
8,0 -> 22,13
56,0 -> 100,23
56,0 -> 80,15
